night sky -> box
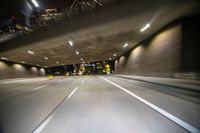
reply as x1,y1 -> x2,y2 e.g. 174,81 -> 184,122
0,0 -> 67,22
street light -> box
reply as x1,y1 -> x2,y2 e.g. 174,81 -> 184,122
31,0 -> 39,7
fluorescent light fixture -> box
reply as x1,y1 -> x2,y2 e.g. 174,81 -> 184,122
76,51 -> 79,55
69,41 -> 73,46
113,54 -> 117,56
1,57 -> 8,60
25,0 -> 32,9
94,0 -> 103,6
140,23 -> 150,32
31,0 -> 39,7
44,57 -> 48,60
123,43 -> 128,48
27,50 -> 34,54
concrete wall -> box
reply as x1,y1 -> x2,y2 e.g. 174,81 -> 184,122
115,24 -> 182,78
0,60 -> 45,79
115,14 -> 200,79
181,14 -> 200,73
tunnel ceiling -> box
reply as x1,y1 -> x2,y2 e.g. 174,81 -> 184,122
0,0 -> 199,67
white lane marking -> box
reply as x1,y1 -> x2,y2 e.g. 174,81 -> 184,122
99,76 -> 200,133
0,78 -> 47,84
32,115 -> 53,133
32,85 -> 49,91
81,80 -> 85,84
57,79 -> 65,83
32,86 -> 79,133
67,87 -> 79,99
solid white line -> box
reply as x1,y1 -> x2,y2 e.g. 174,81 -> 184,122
67,87 -> 79,99
32,85 -> 49,91
57,79 -> 65,83
81,80 -> 85,84
32,86 -> 79,133
0,78 -> 47,84
99,76 -> 200,133
32,115 -> 53,133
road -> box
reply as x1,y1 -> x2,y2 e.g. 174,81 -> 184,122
0,76 -> 200,133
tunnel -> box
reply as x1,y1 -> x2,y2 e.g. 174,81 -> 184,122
0,0 -> 200,133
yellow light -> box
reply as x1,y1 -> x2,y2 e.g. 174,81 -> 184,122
48,75 -> 54,80
105,64 -> 110,68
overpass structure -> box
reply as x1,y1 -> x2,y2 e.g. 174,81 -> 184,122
0,0 -> 200,133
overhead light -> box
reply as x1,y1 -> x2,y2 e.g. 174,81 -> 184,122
123,43 -> 128,48
21,61 -> 26,64
1,57 -> 8,60
31,0 -> 39,7
69,41 -> 73,46
25,0 -> 32,9
80,58 -> 83,61
56,61 -> 59,64
76,51 -> 79,55
109,58 -> 112,60
27,50 -> 34,54
44,57 -> 48,60
140,23 -> 150,32
113,54 -> 117,57
93,0 -> 103,6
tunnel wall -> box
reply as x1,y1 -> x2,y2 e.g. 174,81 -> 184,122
0,60 -> 46,79
115,14 -> 200,79
115,24 -> 182,78
181,15 -> 200,74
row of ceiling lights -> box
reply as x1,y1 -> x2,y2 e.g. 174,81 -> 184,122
121,23 -> 150,47
1,23 -> 151,66
27,0 -> 150,61
1,49 -> 61,68
69,40 -> 118,63
26,0 -> 150,64
27,50 -> 66,67
113,24 -> 150,59
119,23 -> 150,58
68,41 -> 85,63
0,42 -> 81,67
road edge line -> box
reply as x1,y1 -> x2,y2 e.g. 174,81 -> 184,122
99,76 -> 200,133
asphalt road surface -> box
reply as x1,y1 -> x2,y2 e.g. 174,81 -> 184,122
0,76 -> 200,133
